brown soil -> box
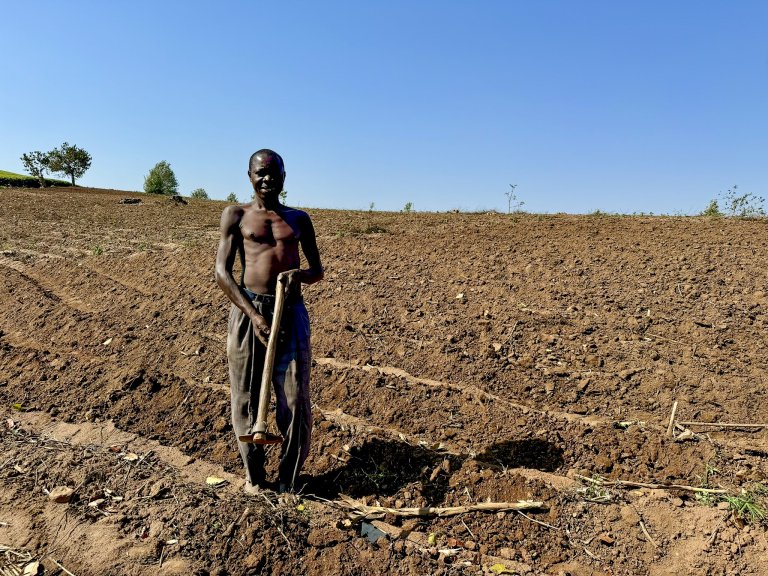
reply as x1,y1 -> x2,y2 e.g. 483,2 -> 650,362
1,186 -> 767,576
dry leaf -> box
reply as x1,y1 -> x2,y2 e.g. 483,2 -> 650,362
206,476 -> 227,486
124,452 -> 139,462
102,337 -> 113,346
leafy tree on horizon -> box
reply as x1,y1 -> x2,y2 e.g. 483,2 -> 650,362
226,192 -> 238,203
47,142 -> 92,186
144,161 -> 178,195
190,188 -> 208,199
20,151 -> 51,187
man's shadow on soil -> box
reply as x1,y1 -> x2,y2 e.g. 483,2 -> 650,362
473,438 -> 564,473
303,437 -> 563,503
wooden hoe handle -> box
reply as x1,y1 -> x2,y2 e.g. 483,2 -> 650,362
250,272 -> 288,440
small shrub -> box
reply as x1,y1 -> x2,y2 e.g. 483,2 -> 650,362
403,202 -> 413,213
190,188 -> 208,199
700,199 -> 723,217
92,245 -> 104,256
226,192 -> 238,203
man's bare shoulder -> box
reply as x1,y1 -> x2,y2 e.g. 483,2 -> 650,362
220,203 -> 246,230
277,205 -> 312,224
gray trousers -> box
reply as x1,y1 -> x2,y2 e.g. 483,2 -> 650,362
227,293 -> 312,488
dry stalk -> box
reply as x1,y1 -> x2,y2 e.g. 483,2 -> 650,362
678,421 -> 768,430
667,401 -> 678,437
575,474 -> 728,495
639,521 -> 657,548
332,494 -> 547,521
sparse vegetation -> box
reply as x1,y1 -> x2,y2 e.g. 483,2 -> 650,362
226,192 -> 238,203
576,475 -> 614,503
723,488 -> 766,523
704,185 -> 765,218
190,188 -> 209,199
504,184 -> 524,214
720,185 -> 765,217
280,189 -> 288,202
403,202 -> 413,213
92,245 -> 104,256
144,161 -> 178,195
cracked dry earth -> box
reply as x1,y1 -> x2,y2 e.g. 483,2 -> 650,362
1,186 -> 768,576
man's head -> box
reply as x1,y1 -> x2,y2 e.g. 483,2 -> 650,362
248,149 -> 286,204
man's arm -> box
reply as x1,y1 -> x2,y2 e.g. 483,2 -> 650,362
283,211 -> 324,295
214,205 -> 271,346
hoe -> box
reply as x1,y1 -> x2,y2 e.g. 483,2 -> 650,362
238,272 -> 288,445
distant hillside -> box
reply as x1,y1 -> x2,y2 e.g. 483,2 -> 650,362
0,169 -> 72,188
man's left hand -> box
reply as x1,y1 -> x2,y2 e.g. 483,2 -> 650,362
279,269 -> 303,296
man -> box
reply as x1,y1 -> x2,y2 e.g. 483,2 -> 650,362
215,149 -> 323,494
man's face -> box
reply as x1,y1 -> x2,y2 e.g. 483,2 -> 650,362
250,154 -> 285,201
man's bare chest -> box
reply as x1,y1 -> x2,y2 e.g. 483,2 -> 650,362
239,212 -> 299,246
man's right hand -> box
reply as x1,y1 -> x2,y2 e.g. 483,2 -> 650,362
249,312 -> 271,346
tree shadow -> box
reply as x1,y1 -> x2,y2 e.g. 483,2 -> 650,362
304,437 -> 462,504
473,438 -> 564,472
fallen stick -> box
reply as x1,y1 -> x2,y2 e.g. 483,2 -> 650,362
667,401 -> 678,438
51,559 -> 77,576
333,494 -> 548,521
639,521 -> 657,548
575,474 -> 727,495
677,421 -> 768,430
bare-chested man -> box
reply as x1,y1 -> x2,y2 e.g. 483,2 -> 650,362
215,149 -> 323,494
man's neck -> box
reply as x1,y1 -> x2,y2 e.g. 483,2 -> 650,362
252,197 -> 282,211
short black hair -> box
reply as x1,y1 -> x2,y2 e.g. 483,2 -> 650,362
249,149 -> 285,173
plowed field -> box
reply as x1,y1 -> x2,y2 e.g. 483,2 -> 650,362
1,187 -> 767,576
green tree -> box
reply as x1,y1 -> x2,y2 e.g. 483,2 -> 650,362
226,192 -> 238,203
144,161 -> 178,195
20,151 -> 51,187
47,142 -> 92,186
190,188 -> 208,199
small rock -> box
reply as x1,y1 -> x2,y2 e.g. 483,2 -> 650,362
22,562 -> 42,576
618,368 -> 638,380
670,497 -> 685,507
49,486 -> 74,503
620,505 -> 641,525
598,533 -> 615,546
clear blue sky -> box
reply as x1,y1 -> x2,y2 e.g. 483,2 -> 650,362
2,1 -> 766,213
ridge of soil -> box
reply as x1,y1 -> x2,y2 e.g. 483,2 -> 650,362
1,187 -> 767,575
